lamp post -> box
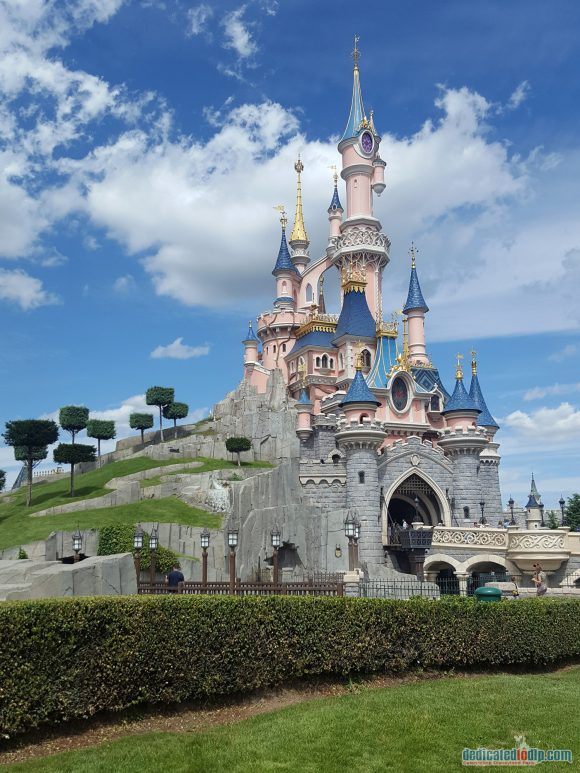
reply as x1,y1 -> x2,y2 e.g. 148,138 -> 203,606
271,525 -> 281,585
227,529 -> 238,594
353,519 -> 360,569
133,523 -> 143,581
559,495 -> 566,527
508,496 -> 516,526
72,527 -> 82,563
149,526 -> 159,584
344,512 -> 356,571
200,527 -> 210,588
539,503 -> 545,528
479,500 -> 486,525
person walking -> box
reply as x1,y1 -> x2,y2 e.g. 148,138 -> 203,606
165,563 -> 185,593
531,563 -> 548,596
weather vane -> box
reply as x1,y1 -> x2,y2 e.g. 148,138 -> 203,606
409,242 -> 418,269
273,204 -> 287,229
352,35 -> 360,67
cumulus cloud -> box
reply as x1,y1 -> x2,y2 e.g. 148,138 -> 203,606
502,402 -> 580,445
507,80 -> 531,110
112,273 -> 136,293
187,3 -> 213,36
222,5 -> 257,59
523,382 -> 580,401
150,338 -> 210,360
0,268 -> 58,309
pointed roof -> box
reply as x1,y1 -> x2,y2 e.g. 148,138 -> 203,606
317,278 -> 327,314
242,320 -> 258,343
272,222 -> 299,276
340,367 -> 380,407
334,287 -> 376,341
441,357 -> 480,415
403,245 -> 429,313
328,179 -> 343,212
290,158 -> 309,244
341,40 -> 368,142
525,474 -> 542,509
469,357 -> 499,429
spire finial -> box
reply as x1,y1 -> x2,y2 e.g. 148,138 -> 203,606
274,204 -> 287,230
290,157 -> 308,243
410,242 -> 418,269
456,353 -> 464,380
471,349 -> 477,375
329,165 -> 338,185
352,34 -> 360,70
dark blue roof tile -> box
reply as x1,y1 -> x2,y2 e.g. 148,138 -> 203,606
334,289 -> 376,341
469,373 -> 499,429
340,369 -> 380,407
272,229 -> 299,276
328,185 -> 343,212
291,330 -> 337,353
403,266 -> 429,313
441,377 -> 480,415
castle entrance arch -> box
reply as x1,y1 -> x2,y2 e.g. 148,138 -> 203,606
381,471 -> 451,545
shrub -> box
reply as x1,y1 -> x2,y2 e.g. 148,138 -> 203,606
17,547 -> 28,559
225,436 -> 252,466
0,596 -> 579,737
97,523 -> 178,573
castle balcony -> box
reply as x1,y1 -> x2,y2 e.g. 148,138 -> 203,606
332,224 -> 391,263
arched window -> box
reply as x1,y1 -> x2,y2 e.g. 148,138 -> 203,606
332,454 -> 340,465
282,281 -> 287,295
282,343 -> 287,352
273,344 -> 277,353
361,349 -> 371,368
298,357 -> 304,367
305,283 -> 313,302
339,353 -> 345,370
329,358 -> 334,369
315,356 -> 321,368
290,361 -> 295,373
358,471 -> 365,484
430,395 -> 440,411
321,354 -> 328,369
359,413 -> 369,424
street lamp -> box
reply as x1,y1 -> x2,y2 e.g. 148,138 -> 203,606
72,527 -> 82,563
559,495 -> 566,527
133,523 -> 143,581
149,526 -> 159,583
344,512 -> 356,571
539,503 -> 545,528
200,527 -> 210,587
508,496 -> 516,526
479,500 -> 486,525
227,529 -> 238,594
414,495 -> 420,523
353,518 -> 360,569
271,525 -> 281,584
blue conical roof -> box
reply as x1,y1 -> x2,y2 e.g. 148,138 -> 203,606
341,63 -> 367,142
328,184 -> 343,212
340,369 -> 380,407
242,320 -> 258,343
441,376 -> 480,415
334,288 -> 376,340
469,373 -> 499,429
272,228 -> 298,275
403,266 -> 429,313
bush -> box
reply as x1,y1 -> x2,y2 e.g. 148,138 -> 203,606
1,595 -> 579,736
97,523 -> 179,573
17,547 -> 28,559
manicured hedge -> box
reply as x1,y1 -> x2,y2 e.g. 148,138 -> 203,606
1,595 -> 579,736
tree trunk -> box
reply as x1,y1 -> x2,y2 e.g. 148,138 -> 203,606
158,406 -> 164,442
71,430 -> 76,445
97,438 -> 101,468
27,456 -> 33,507
237,452 -> 241,467
173,418 -> 177,439
70,463 -> 75,497
140,428 -> 144,444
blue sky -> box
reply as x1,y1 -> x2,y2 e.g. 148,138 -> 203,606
0,0 -> 579,506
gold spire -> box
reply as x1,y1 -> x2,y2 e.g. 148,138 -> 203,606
273,204 -> 287,230
456,353 -> 464,380
290,156 -> 309,244
410,241 -> 418,269
471,349 -> 477,375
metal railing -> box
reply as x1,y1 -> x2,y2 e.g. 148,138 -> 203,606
138,580 -> 344,597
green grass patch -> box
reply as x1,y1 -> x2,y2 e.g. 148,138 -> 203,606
7,668 -> 580,772
140,457 -> 272,488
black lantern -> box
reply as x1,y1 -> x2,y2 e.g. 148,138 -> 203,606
149,526 -> 159,551
200,527 -> 211,550
559,495 -> 566,527
508,496 -> 516,526
133,523 -> 144,551
354,519 -> 361,541
479,500 -> 486,525
271,525 -> 281,549
344,512 -> 356,539
227,529 -> 239,550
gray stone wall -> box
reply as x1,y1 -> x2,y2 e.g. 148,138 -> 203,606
479,461 -> 503,522
449,451 -> 483,523
344,446 -> 383,566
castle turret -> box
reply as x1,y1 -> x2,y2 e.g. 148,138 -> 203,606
469,352 -> 502,517
295,386 -> 313,441
524,474 -> 544,529
468,351 -> 499,435
327,168 -> 343,241
333,266 -> 376,380
272,208 -> 299,309
403,244 -> 430,367
289,158 -> 310,273
242,320 -> 259,365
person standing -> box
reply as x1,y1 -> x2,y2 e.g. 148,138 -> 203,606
165,563 -> 185,593
531,563 -> 548,596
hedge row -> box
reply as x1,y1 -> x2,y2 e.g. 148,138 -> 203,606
1,595 -> 579,736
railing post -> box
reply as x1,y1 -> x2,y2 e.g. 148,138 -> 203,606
273,546 -> 279,585
202,547 -> 208,588
229,549 -> 236,595
456,573 -> 469,597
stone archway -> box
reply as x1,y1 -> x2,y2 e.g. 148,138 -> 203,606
382,470 -> 451,544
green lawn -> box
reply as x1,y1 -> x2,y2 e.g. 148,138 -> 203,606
0,457 -> 218,549
5,668 -> 579,772
140,457 -> 272,488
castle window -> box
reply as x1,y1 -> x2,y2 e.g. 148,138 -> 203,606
282,343 -> 286,352
321,354 -> 328,369
282,281 -> 287,295
359,413 -> 369,424
315,356 -> 321,368
273,345 -> 277,353
298,357 -> 304,367
329,358 -> 334,369
339,353 -> 345,369
463,506 -> 470,519
430,395 -> 440,411
358,471 -> 365,484
306,283 -> 313,302
361,349 -> 371,368
332,454 -> 340,465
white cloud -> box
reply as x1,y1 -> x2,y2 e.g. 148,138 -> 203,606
113,273 -> 136,293
523,382 -> 580,401
222,5 -> 257,59
187,3 -> 213,36
549,343 -> 579,362
40,248 -> 68,268
150,337 -> 210,360
0,268 -> 58,310
502,402 -> 580,445
507,80 -> 530,110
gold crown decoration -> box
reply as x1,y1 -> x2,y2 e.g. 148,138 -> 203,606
456,353 -> 464,380
471,349 -> 477,375
341,263 -> 367,293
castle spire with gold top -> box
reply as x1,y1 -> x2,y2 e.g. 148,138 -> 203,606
289,156 -> 310,272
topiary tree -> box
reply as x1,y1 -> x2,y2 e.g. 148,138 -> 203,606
86,419 -> 116,464
225,436 -> 252,467
0,470 -> 5,493
163,401 -> 189,438
129,413 -> 155,444
17,547 -> 28,559
59,406 -> 89,445
565,493 -> 580,531
146,387 -> 174,443
3,420 -> 59,506
53,443 -> 96,497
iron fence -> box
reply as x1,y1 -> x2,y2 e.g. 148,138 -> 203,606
138,580 -> 344,597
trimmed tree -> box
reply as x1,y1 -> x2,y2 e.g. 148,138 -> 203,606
86,419 -> 116,464
225,436 -> 252,467
566,493 -> 580,531
129,413 -> 155,444
145,387 -> 174,443
53,443 -> 96,497
3,420 -> 59,506
0,470 -> 5,493
163,401 -> 189,438
59,406 -> 89,444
